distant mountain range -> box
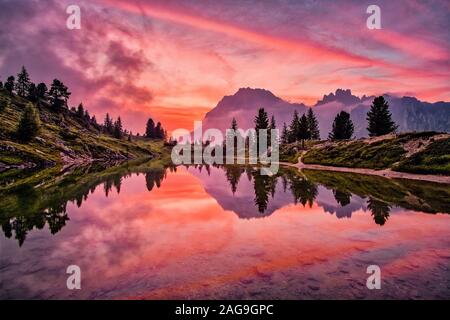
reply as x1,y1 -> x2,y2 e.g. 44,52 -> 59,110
201,88 -> 450,138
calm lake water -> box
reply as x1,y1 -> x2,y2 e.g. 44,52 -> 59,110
1,161 -> 449,299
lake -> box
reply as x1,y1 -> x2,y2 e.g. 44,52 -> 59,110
1,161 -> 449,299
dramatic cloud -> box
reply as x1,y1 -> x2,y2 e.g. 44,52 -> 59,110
1,0 -> 449,133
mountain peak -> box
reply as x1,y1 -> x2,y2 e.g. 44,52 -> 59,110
233,87 -> 280,100
316,88 -> 361,106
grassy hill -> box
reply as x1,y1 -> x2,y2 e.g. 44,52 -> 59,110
301,132 -> 450,175
0,89 -> 170,180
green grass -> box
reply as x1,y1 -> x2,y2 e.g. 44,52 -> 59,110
303,169 -> 450,214
0,89 -> 171,174
394,138 -> 450,175
302,138 -> 406,169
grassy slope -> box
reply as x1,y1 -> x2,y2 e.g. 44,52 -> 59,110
0,90 -> 168,169
302,132 -> 450,175
303,169 -> 450,214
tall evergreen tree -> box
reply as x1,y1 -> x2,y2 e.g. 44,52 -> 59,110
254,108 -> 269,131
113,117 -> 123,139
226,117 -> 239,147
269,115 -> 277,146
288,110 -> 300,143
254,108 -> 269,154
27,83 -> 38,102
49,79 -> 71,109
16,66 -> 31,97
76,103 -> 84,118
104,113 -> 114,134
298,113 -> 309,148
36,83 -> 48,100
281,122 -> 289,144
307,108 -> 320,140
155,122 -> 165,139
367,96 -> 397,136
17,103 -> 40,141
5,76 -> 15,94
329,111 -> 354,140
146,118 -> 155,138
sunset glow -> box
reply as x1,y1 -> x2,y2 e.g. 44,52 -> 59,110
0,0 -> 449,133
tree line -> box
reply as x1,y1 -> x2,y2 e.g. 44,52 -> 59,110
1,66 -> 167,142
228,95 -> 397,147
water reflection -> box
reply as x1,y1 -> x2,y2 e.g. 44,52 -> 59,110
0,161 -> 449,299
1,162 -> 449,246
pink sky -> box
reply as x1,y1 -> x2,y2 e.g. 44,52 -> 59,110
0,0 -> 449,134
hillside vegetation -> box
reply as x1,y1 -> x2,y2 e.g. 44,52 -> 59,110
0,90 -> 168,173
302,132 -> 450,175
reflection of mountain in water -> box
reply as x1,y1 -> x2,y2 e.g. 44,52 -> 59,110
315,186 -> 367,219
188,165 -> 449,227
2,161 -> 449,245
0,160 -> 176,246
188,165 -> 320,219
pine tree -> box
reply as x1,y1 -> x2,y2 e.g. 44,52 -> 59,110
0,81 -> 3,89
281,122 -> 289,144
155,122 -> 164,139
113,117 -> 123,139
298,113 -> 309,148
16,66 -> 31,97
329,111 -> 354,140
36,83 -> 48,100
128,131 -> 133,142
254,108 -> 269,154
17,103 -> 40,141
104,113 -> 114,134
27,83 -> 38,102
307,108 -> 320,140
49,79 -> 71,109
254,108 -> 269,131
269,115 -> 277,146
288,110 -> 300,143
367,96 -> 397,136
146,118 -> 155,138
5,76 -> 15,94
76,103 -> 84,118
226,117 -> 239,147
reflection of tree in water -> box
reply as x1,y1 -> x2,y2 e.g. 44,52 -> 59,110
0,162 -> 174,245
286,173 -> 318,207
145,169 -> 167,191
2,204 -> 69,246
224,166 -> 245,194
252,170 -> 278,214
368,198 -> 390,226
333,189 -> 351,207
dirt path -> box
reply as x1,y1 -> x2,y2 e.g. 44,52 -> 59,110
279,157 -> 450,184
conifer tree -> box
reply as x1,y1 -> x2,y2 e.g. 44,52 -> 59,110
49,79 -> 71,109
367,96 -> 397,136
281,122 -> 289,144
289,110 -> 300,143
113,117 -> 123,139
16,66 -> 31,97
104,113 -> 114,134
329,111 -> 354,140
17,103 -> 40,141
36,83 -> 48,100
298,113 -> 309,148
146,118 -> 155,138
307,108 -> 320,140
5,76 -> 15,94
